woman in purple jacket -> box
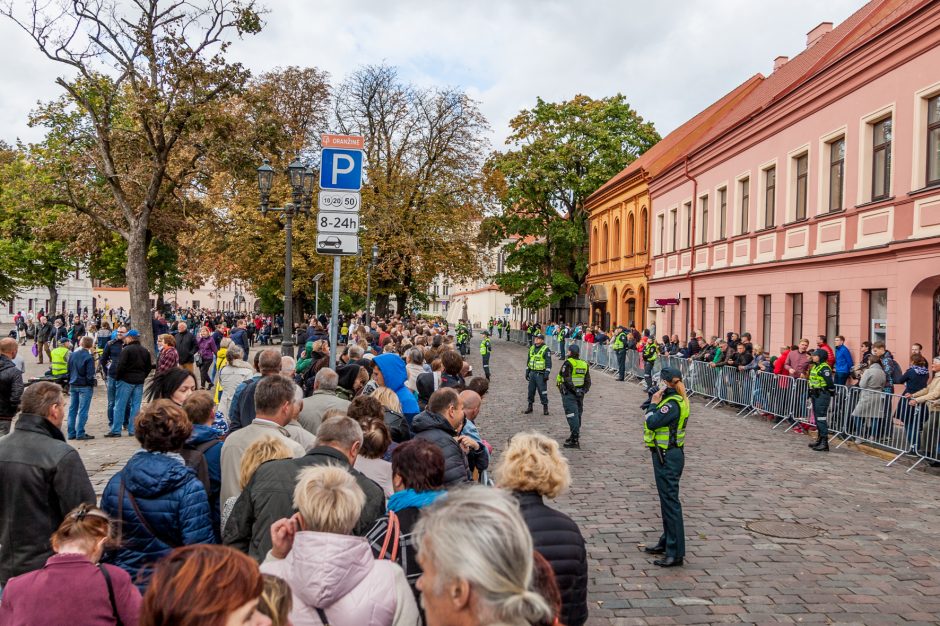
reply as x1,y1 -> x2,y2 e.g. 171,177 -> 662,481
0,504 -> 141,625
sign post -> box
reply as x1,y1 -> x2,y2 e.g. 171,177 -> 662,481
318,134 -> 364,369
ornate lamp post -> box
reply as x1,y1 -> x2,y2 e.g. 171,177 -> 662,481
257,156 -> 315,356
365,244 -> 379,327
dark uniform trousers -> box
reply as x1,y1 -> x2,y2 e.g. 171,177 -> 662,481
811,390 -> 831,438
561,390 -> 583,437
528,370 -> 549,407
652,446 -> 685,559
616,349 -> 627,380
482,354 -> 491,379
644,360 -> 655,389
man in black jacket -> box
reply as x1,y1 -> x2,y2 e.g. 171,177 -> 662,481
0,381 -> 96,585
34,315 -> 53,364
175,321 -> 198,373
223,415 -> 384,561
0,338 -> 24,437
411,388 -> 471,487
106,329 -> 152,437
99,325 -> 127,431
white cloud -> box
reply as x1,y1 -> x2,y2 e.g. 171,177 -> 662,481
0,0 -> 864,148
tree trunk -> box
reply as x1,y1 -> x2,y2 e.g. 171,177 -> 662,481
375,294 -> 389,318
395,290 -> 408,316
126,229 -> 156,356
47,284 -> 59,318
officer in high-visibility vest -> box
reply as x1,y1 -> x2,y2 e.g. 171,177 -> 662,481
557,343 -> 591,449
642,335 -> 659,391
641,367 -> 689,568
49,340 -> 72,378
612,326 -> 629,381
479,330 -> 492,380
524,333 -> 552,415
807,348 -> 835,452
456,323 -> 470,356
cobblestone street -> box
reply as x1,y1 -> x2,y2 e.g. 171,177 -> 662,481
469,337 -> 940,626
14,334 -> 940,625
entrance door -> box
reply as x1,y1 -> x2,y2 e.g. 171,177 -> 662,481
626,298 -> 637,328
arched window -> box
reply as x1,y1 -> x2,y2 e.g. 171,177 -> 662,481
640,207 -> 649,252
602,223 -> 609,260
613,218 -> 621,257
627,213 -> 635,256
592,226 -> 598,262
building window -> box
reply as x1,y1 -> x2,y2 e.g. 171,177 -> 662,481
716,297 -> 725,337
762,166 -> 776,228
789,293 -> 803,344
626,214 -> 635,255
6,301 -> 12,314
496,252 -> 505,274
872,117 -> 892,201
614,218 -> 621,256
761,295 -> 772,346
602,223 -> 609,260
684,202 -> 692,248
736,296 -> 746,334
718,187 -> 727,239
591,227 -> 598,261
640,208 -> 648,252
928,95 -> 940,186
794,154 -> 808,220
697,297 -> 706,334
825,292 -> 840,339
656,215 -> 664,255
829,138 -> 845,212
443,284 -> 449,296
670,208 -> 678,252
739,177 -> 750,235
192,300 -> 200,309
868,288 -> 888,342
699,195 -> 709,244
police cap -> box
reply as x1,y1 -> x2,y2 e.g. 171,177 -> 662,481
659,367 -> 682,382
567,344 -> 580,356
534,333 -> 545,340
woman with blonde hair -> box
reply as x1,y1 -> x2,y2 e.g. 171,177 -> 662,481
262,466 -> 420,625
495,431 -> 588,626
371,385 -> 411,444
220,436 -> 294,532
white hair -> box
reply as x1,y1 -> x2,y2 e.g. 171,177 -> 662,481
315,367 -> 339,391
414,486 -> 552,625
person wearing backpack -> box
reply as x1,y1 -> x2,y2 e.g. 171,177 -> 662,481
182,391 -> 224,540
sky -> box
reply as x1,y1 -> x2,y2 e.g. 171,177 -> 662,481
0,0 -> 865,149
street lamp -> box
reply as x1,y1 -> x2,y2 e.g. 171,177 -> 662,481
257,156 -> 313,356
365,244 -> 379,327
312,273 -> 325,319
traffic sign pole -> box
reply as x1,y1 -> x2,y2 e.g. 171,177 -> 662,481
329,255 -> 341,370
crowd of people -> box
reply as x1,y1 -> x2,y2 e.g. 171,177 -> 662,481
0,309 -> 590,626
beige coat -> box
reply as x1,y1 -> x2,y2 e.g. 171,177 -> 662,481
220,420 -> 306,504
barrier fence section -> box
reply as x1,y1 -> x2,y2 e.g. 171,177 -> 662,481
505,331 -> 939,473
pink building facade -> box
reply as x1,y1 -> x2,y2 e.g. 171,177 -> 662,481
647,0 -> 940,359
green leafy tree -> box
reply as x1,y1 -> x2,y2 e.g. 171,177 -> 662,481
481,94 -> 660,312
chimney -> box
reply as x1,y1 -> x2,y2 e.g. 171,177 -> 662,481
773,55 -> 789,71
806,21 -> 833,48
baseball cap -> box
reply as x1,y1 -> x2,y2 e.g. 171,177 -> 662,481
126,329 -> 140,338
659,367 -> 682,382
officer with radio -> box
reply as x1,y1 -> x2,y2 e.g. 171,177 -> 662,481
479,330 -> 492,380
642,336 -> 659,391
558,344 -> 591,449
612,326 -> 629,381
523,333 -> 552,415
642,367 -> 689,567
807,348 -> 835,451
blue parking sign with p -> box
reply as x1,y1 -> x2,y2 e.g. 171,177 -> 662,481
320,148 -> 363,191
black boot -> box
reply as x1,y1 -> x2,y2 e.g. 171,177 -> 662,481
563,437 -> 580,449
523,404 -> 533,414
543,405 -> 549,416
808,434 -> 821,448
812,437 -> 829,452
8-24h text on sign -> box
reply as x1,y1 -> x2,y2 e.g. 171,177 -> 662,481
317,211 -> 359,235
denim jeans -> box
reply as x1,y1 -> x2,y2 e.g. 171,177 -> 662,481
106,377 -> 118,427
67,386 -> 94,438
111,381 -> 143,435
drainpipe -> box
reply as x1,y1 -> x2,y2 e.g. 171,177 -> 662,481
683,157 -> 698,337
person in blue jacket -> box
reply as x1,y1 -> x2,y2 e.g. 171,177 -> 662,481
100,399 -> 214,590
833,335 -> 854,385
372,353 -> 421,424
66,336 -> 97,440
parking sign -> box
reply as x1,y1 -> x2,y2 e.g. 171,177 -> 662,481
320,148 -> 363,191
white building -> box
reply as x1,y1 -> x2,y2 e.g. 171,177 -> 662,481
0,269 -> 94,323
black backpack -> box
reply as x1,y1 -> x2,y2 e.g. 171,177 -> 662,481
180,438 -> 219,494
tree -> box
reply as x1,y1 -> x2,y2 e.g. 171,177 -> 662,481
333,65 -> 489,315
481,94 -> 660,312
2,0 -> 262,352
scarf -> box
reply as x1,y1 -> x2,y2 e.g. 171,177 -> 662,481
387,488 -> 446,513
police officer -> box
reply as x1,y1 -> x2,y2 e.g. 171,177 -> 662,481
612,325 -> 629,381
49,339 -> 72,379
557,322 -> 568,358
558,343 -> 591,449
642,336 -> 659,391
524,333 -> 552,415
456,322 -> 469,356
479,330 -> 492,380
808,348 -> 835,452
642,367 -> 689,567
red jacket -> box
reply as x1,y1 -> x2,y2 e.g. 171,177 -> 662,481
818,343 -> 835,367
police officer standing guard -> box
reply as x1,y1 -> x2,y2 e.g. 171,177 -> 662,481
642,335 -> 659,391
642,367 -> 689,567
524,333 -> 551,415
558,344 -> 591,449
808,348 -> 835,452
479,330 -> 492,380
612,326 -> 628,381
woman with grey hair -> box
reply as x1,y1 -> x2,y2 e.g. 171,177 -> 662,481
414,486 -> 554,626
404,348 -> 425,392
218,344 -> 254,418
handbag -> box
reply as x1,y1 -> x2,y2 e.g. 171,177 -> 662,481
98,564 -> 124,626
376,510 -> 400,561
31,343 -> 38,357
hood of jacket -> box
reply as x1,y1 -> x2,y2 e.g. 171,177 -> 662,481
909,365 -> 930,376
122,450 -> 197,498
410,410 -> 457,436
187,422 -> 221,446
373,353 -> 407,390
282,531 -> 375,608
336,364 -> 362,394
0,355 -> 15,375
